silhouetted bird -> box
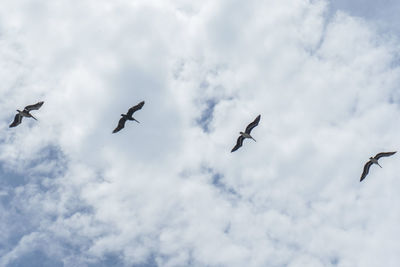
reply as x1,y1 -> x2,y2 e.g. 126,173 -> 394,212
360,151 -> 396,182
112,101 -> 145,133
231,114 -> 260,152
9,101 -> 44,128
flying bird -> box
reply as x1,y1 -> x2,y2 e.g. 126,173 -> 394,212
112,101 -> 145,133
360,151 -> 396,182
231,114 -> 261,152
9,101 -> 44,128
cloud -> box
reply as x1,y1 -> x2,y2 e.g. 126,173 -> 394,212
1,0 -> 400,266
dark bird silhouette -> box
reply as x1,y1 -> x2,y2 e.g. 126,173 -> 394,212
231,114 -> 261,152
360,151 -> 396,182
9,101 -> 44,128
112,101 -> 145,133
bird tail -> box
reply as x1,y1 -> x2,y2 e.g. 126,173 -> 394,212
30,114 -> 37,121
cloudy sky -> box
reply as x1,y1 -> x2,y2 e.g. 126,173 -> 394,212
1,0 -> 400,266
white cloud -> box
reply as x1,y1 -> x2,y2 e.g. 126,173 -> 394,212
1,0 -> 400,266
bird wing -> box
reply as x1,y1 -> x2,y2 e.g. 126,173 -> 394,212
360,161 -> 373,182
231,136 -> 245,152
374,151 -> 397,159
9,114 -> 23,127
126,101 -> 145,117
112,117 -> 127,133
24,101 -> 44,111
245,114 -> 261,134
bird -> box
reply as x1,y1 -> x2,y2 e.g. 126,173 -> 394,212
360,151 -> 396,182
112,101 -> 145,133
9,101 -> 44,128
231,114 -> 261,152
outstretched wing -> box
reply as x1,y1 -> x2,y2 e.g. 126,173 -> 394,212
24,101 -> 44,111
112,117 -> 127,133
9,114 -> 23,128
374,151 -> 396,160
245,114 -> 261,134
126,101 -> 145,117
360,161 -> 373,182
231,136 -> 245,153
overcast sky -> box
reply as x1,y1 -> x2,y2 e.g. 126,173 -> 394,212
1,0 -> 400,266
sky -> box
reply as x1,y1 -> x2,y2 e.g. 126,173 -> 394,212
1,0 -> 400,266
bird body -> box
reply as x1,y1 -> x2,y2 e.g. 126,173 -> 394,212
369,157 -> 382,168
112,101 -> 144,133
360,151 -> 396,182
239,131 -> 256,141
17,109 -> 37,120
231,115 -> 260,152
121,114 -> 139,122
10,101 -> 44,127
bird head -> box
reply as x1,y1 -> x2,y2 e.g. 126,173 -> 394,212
240,131 -> 244,135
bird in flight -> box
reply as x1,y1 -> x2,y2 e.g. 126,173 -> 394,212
231,114 -> 261,152
112,101 -> 145,133
9,101 -> 44,128
360,151 -> 396,182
